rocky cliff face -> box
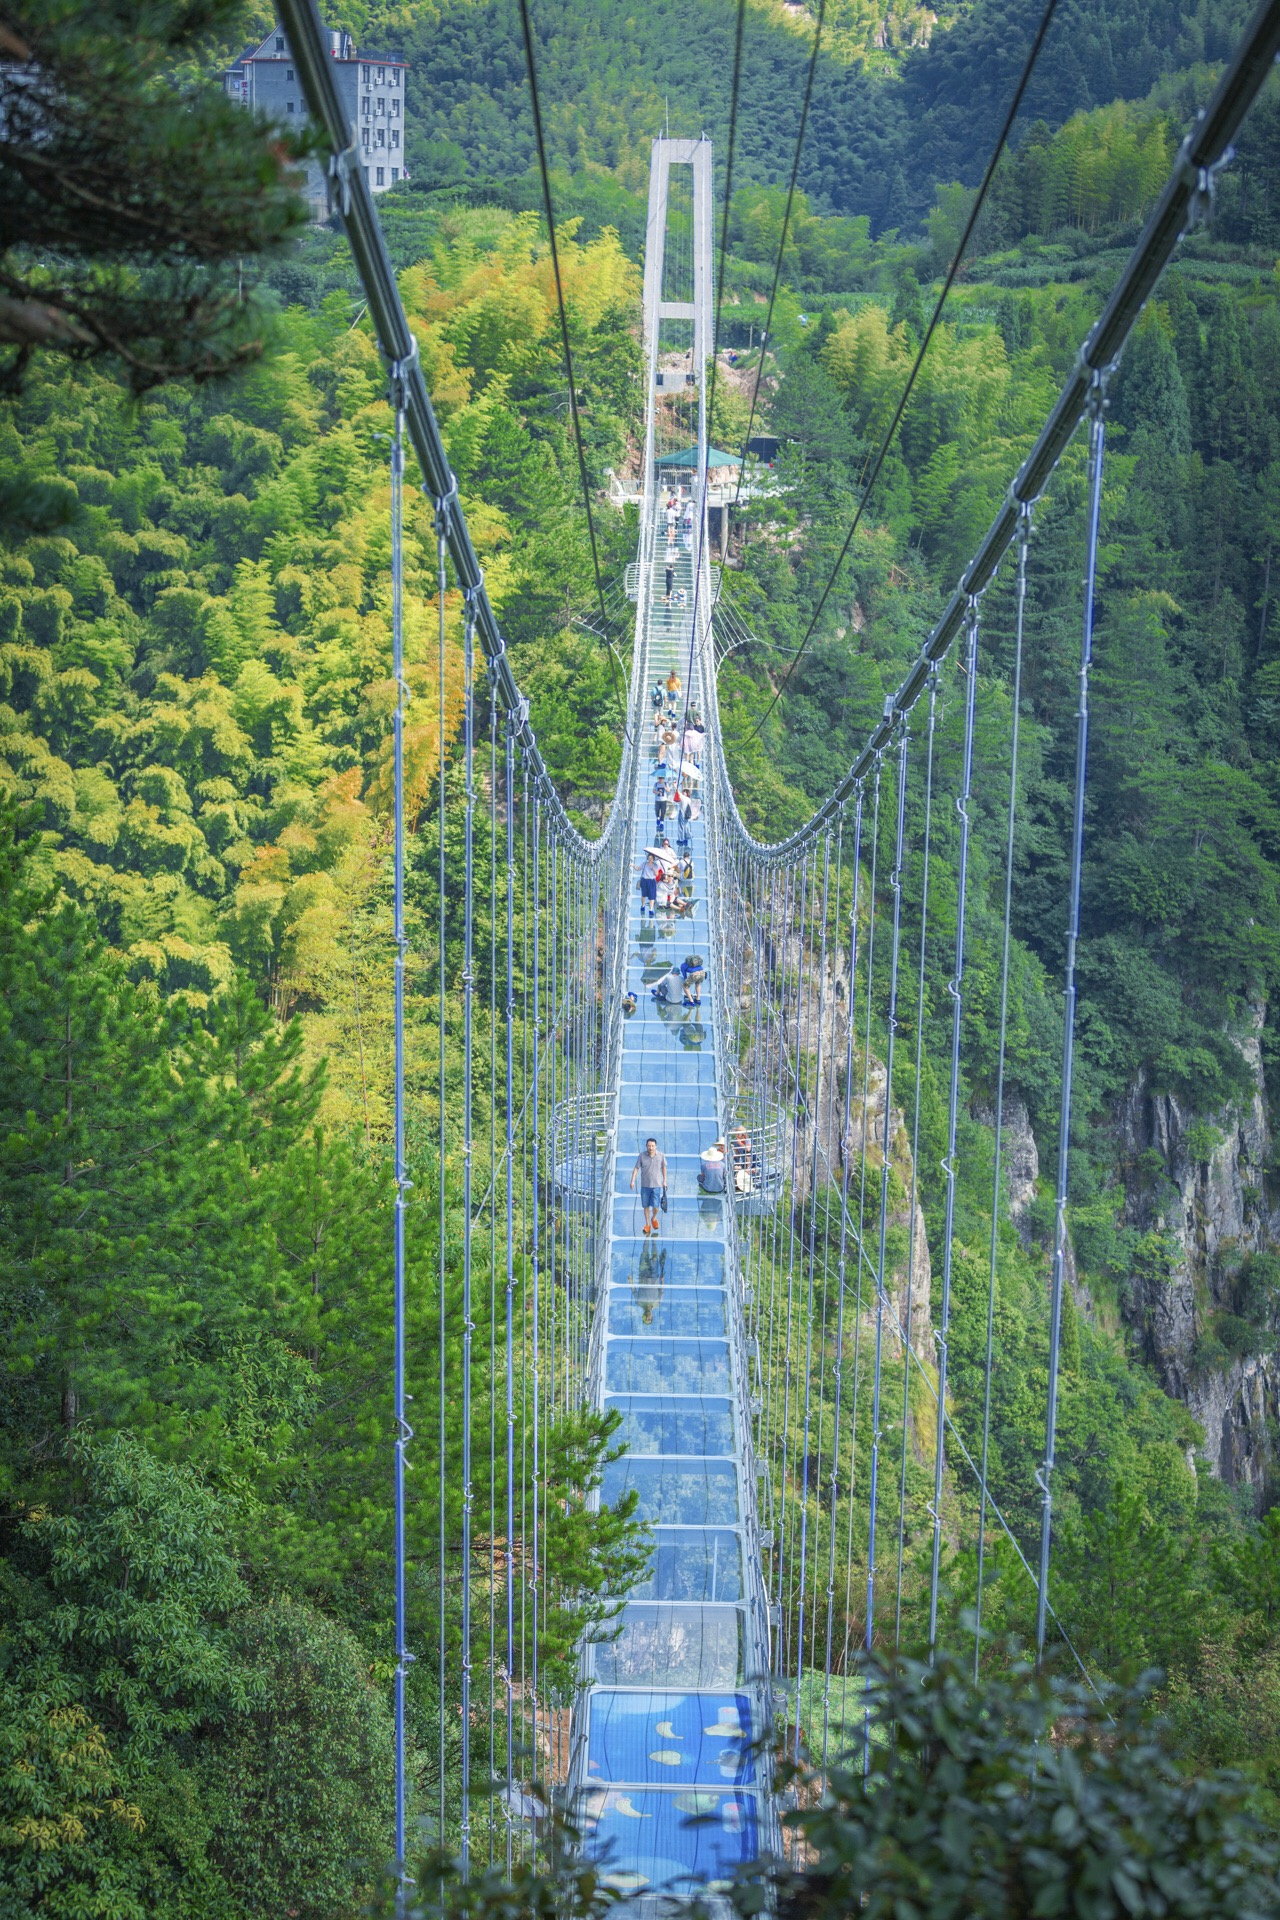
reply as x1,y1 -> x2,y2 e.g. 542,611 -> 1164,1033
1116,1006 -> 1280,1495
731,925 -> 933,1361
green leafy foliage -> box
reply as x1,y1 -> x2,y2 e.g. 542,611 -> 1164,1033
750,1653 -> 1280,1920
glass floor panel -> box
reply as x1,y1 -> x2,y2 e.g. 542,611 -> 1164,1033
627,1529 -> 745,1601
610,1244 -> 725,1287
585,1691 -> 756,1787
604,1339 -> 730,1394
592,1603 -> 744,1688
621,1006 -> 710,1036
602,1455 -> 739,1525
611,1200 -> 725,1239
608,1288 -> 726,1337
621,1027 -> 713,1061
606,1397 -> 735,1454
613,1122 -> 711,1158
580,1788 -> 758,1895
620,1054 -> 717,1085
617,1085 -> 719,1119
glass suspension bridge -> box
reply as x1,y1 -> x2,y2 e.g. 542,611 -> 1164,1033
279,0 -> 1280,1906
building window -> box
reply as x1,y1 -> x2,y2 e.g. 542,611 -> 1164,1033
377,127 -> 385,146
362,95 -> 370,115
362,63 -> 370,81
286,100 -> 294,112
390,129 -> 399,147
392,97 -> 400,114
377,65 -> 384,81
276,35 -> 284,49
391,167 -> 399,182
376,166 -> 384,185
361,127 -> 370,148
286,66 -> 293,79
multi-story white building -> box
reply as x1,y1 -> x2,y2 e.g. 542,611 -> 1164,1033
224,23 -> 409,216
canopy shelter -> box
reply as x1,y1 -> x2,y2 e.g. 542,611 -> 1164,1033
656,447 -> 738,472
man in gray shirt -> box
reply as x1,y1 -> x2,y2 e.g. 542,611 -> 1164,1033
630,1137 -> 668,1236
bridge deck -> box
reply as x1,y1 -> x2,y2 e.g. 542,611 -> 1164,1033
577,531 -> 765,1898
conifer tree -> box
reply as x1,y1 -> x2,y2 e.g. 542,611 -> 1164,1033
0,0 -> 308,391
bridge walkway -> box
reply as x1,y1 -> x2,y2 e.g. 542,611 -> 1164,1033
574,525 -> 767,1899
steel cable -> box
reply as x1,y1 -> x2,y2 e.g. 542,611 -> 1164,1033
974,504 -> 1032,1676
1037,386 -> 1106,1661
927,600 -> 981,1658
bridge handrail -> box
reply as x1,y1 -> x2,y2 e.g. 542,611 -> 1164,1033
705,0 -> 1280,862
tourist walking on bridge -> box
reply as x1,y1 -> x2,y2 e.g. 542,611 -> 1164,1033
638,850 -> 660,920
630,1136 -> 668,1237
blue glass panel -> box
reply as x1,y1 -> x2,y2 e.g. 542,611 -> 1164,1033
609,1244 -> 725,1287
608,1289 -> 725,1337
585,1692 -> 756,1786
608,1243 -> 724,1293
605,1339 -> 730,1394
602,1456 -> 739,1524
592,1604 -> 742,1687
580,1788 -> 758,1893
613,1199 -> 725,1239
618,1085 -> 719,1118
612,1122 -> 707,1159
605,1397 -> 734,1454
620,1055 -> 716,1086
628,1530 -> 744,1600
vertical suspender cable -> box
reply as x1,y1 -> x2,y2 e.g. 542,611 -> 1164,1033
460,586 -> 478,1875
894,671 -> 937,1653
435,488 -> 451,1838
975,505 -> 1031,1676
519,758 -> 531,1838
530,795 -> 542,1786
487,701 -> 498,1866
928,601 -> 980,1658
865,716 -> 908,1748
810,815 -> 843,1736
1037,384 -> 1106,1660
822,786 -> 862,1770
504,711 -> 517,1870
389,362 -> 412,1920
842,757 -> 881,1670
793,827 -> 832,1760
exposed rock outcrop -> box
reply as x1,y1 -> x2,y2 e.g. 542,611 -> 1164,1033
731,921 -> 933,1360
1117,1004 -> 1280,1494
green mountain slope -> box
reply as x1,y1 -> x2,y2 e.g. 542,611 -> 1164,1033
352,0 -> 1256,225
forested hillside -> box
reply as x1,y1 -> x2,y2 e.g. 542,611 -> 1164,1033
0,208 -> 645,1915
6,0 -> 1280,1910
